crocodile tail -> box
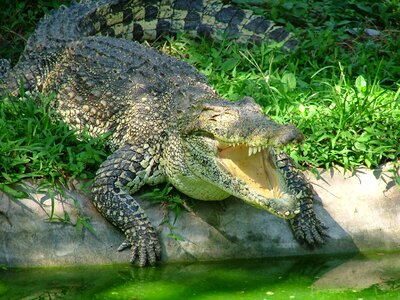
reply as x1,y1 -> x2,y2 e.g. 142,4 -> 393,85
8,0 -> 295,94
24,0 -> 295,54
82,0 -> 296,48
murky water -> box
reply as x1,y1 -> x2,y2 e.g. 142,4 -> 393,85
1,252 -> 399,299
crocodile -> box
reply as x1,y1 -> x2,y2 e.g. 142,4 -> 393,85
1,0 -> 327,266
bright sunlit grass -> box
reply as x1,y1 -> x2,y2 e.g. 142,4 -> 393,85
158,32 -> 399,171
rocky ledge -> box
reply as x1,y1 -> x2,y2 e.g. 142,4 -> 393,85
0,164 -> 399,267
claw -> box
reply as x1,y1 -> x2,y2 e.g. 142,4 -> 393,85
118,240 -> 131,252
147,244 -> 157,266
289,208 -> 328,247
304,230 -> 314,245
138,242 -> 148,267
122,223 -> 162,267
156,243 -> 162,260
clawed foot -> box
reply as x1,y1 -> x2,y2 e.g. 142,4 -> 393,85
118,225 -> 161,267
289,207 -> 328,247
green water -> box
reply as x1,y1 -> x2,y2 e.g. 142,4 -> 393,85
1,253 -> 400,300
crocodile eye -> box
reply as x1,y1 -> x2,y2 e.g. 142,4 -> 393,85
209,113 -> 220,121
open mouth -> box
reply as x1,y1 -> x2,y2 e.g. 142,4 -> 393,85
217,142 -> 289,200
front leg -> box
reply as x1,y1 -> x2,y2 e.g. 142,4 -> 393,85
276,153 -> 328,246
92,144 -> 162,266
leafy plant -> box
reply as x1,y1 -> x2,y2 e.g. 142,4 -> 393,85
75,215 -> 96,235
158,33 -> 399,171
0,0 -> 71,63
141,184 -> 187,241
0,90 -> 109,230
233,0 -> 400,29
142,184 -> 185,225
0,93 -> 109,189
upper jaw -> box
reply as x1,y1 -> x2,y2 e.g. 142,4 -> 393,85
217,140 -> 270,156
214,123 -> 304,155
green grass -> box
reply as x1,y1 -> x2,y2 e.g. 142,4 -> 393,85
154,0 -> 400,171
0,91 -> 109,201
0,89 -> 109,229
0,0 -> 71,63
158,33 -> 399,171
0,0 -> 399,197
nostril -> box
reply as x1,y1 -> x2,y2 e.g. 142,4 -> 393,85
274,125 -> 304,145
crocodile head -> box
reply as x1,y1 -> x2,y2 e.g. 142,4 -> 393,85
181,96 -> 304,219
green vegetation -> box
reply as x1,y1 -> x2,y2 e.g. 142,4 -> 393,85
158,0 -> 399,171
0,0 -> 399,201
142,184 -> 186,241
0,1 -> 71,63
0,91 -> 109,227
160,35 -> 399,171
0,92 -> 109,196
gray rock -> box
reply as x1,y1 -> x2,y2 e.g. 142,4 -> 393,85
0,164 -> 398,267
313,252 -> 400,291
364,28 -> 381,36
345,28 -> 381,37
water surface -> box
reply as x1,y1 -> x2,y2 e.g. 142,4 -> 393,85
1,252 -> 399,299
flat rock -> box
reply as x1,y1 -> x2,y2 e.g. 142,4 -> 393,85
312,252 -> 400,291
0,164 -> 398,267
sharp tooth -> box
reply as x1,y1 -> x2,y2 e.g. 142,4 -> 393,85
251,146 -> 257,155
258,146 -> 261,153
248,147 -> 252,156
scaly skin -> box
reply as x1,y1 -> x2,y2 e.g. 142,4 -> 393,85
1,0 -> 327,266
